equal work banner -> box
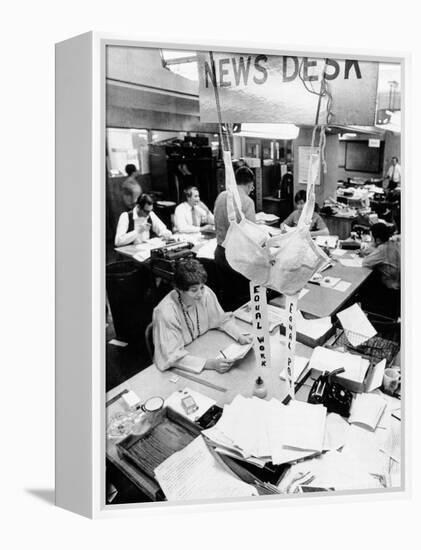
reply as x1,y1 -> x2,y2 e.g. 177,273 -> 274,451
249,283 -> 272,371
198,53 -> 379,126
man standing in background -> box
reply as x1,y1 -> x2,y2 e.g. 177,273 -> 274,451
384,156 -> 401,190
213,166 -> 256,311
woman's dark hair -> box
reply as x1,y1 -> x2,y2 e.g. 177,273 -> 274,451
294,190 -> 307,203
125,163 -> 137,176
371,222 -> 393,243
137,193 -> 154,209
174,259 -> 207,291
235,166 -> 254,185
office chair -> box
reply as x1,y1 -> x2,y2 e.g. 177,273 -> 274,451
145,322 -> 154,361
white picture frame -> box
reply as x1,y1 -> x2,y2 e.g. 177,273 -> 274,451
55,32 -> 409,518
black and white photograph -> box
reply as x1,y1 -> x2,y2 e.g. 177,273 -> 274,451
104,44 -> 403,505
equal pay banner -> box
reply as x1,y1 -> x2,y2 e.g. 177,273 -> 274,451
198,52 -> 379,126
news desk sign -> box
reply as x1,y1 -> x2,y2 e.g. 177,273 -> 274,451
198,53 -> 379,126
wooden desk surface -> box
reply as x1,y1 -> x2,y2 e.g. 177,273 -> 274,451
270,255 -> 372,319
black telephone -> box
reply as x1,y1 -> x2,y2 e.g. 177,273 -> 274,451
308,368 -> 353,418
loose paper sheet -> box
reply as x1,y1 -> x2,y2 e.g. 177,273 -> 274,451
333,280 -> 352,292
337,303 -> 377,346
154,435 -> 257,501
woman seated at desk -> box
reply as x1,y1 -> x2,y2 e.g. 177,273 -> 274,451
281,190 -> 329,237
153,259 -> 252,373
115,193 -> 172,247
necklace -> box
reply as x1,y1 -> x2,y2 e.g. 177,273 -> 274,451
178,292 -> 201,341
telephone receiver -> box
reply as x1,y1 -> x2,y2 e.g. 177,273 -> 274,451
308,367 -> 353,418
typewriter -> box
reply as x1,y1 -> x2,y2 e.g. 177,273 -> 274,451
150,241 -> 196,280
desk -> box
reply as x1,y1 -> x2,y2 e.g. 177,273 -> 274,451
106,320 -> 401,501
270,255 -> 372,319
106,322 -> 312,499
320,214 -> 356,240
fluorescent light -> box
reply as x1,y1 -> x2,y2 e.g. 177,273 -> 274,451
238,123 -> 299,139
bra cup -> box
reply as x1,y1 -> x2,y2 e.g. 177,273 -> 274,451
266,226 -> 329,295
223,221 -> 271,285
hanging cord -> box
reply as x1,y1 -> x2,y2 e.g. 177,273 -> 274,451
209,51 -> 231,154
298,58 -> 333,126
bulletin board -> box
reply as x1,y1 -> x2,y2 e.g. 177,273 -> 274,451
298,146 -> 321,185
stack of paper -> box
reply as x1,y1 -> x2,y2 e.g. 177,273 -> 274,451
154,435 -> 257,501
349,393 -> 387,431
309,346 -> 370,391
203,395 -> 327,466
337,303 -> 377,346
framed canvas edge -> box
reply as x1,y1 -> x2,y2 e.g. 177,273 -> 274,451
58,32 -> 411,518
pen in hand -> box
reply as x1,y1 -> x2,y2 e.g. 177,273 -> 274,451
219,349 -> 227,359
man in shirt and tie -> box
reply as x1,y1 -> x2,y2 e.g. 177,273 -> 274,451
173,186 -> 215,233
384,156 -> 401,190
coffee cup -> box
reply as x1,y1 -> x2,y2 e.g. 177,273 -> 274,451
383,368 -> 400,394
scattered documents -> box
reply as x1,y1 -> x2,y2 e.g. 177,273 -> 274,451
217,342 -> 253,362
337,303 -> 377,346
279,450 -> 384,492
349,393 -> 387,431
204,395 -> 327,466
165,388 -> 216,422
154,435 -> 257,501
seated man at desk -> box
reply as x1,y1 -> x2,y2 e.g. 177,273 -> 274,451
153,259 -> 252,372
115,193 -> 172,247
359,222 -> 400,318
173,186 -> 215,233
281,190 -> 329,237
